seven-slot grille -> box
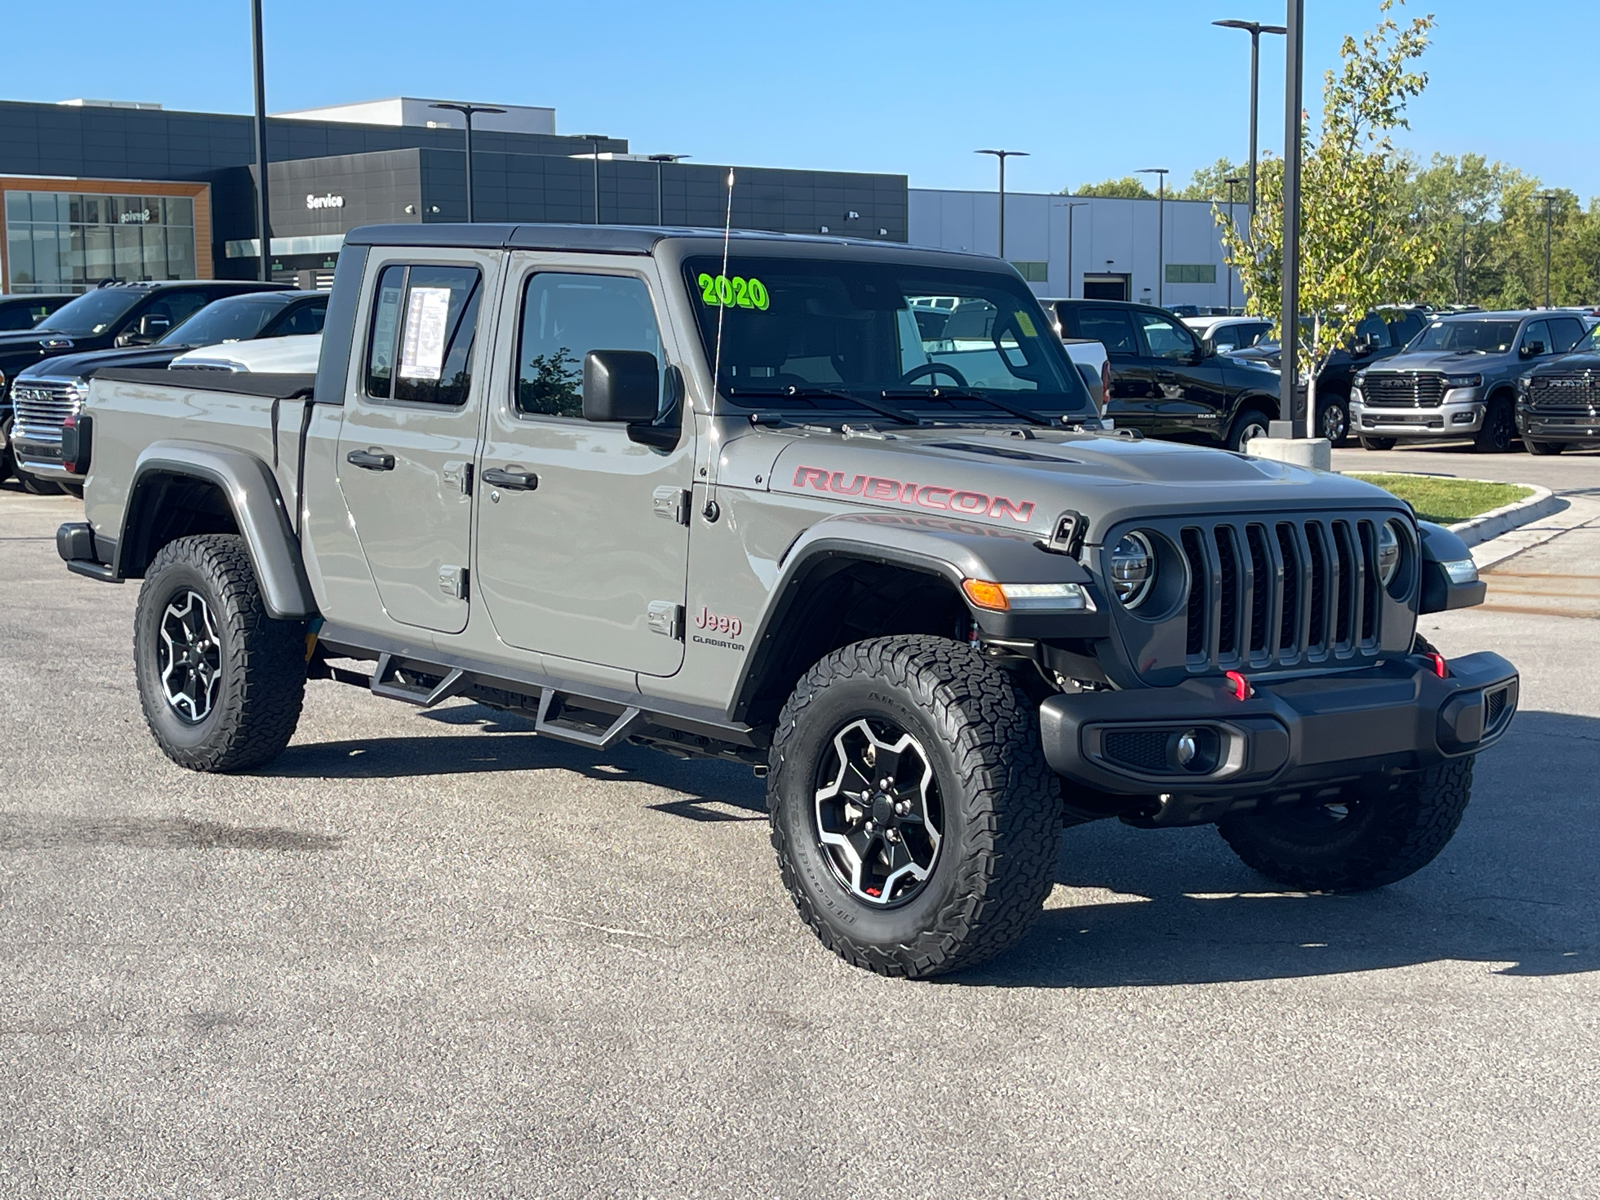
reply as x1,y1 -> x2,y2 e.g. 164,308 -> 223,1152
1527,372 -> 1600,413
10,381 -> 82,445
1173,515 -> 1387,673
1361,371 -> 1446,408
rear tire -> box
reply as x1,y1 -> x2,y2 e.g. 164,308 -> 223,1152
1358,435 -> 1397,451
1218,758 -> 1474,892
768,635 -> 1062,978
1524,439 -> 1566,456
1474,395 -> 1517,453
1317,394 -> 1350,447
134,533 -> 306,772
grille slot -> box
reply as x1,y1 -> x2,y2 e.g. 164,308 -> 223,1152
1246,525 -> 1271,655
11,382 -> 82,444
1307,525 -> 1329,651
1359,522 -> 1380,642
1214,526 -> 1240,659
1181,527 -> 1206,658
1103,730 -> 1170,773
1332,521 -> 1356,646
1276,523 -> 1300,654
1362,371 -> 1446,408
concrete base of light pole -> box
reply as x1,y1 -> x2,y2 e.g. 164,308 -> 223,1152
1247,436 -> 1331,472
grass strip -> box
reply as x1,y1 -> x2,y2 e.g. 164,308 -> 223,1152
1345,473 -> 1534,525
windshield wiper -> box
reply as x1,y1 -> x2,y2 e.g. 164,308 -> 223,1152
880,386 -> 1051,427
726,384 -> 922,426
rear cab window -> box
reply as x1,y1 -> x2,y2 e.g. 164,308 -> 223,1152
364,264 -> 483,405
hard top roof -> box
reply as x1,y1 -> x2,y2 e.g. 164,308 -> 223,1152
1429,309 -> 1541,321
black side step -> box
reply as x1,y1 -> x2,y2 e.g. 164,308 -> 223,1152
535,690 -> 644,749
369,653 -> 470,708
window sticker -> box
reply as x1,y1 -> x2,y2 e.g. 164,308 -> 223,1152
697,272 -> 770,310
399,285 -> 452,381
1014,311 -> 1038,338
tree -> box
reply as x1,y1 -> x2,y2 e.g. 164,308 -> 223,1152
1219,0 -> 1440,426
1174,158 -> 1245,202
1067,176 -> 1152,199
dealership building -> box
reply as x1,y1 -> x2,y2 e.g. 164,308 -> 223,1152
0,95 -> 1241,309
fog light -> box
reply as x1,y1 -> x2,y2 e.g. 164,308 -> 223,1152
1175,731 -> 1198,766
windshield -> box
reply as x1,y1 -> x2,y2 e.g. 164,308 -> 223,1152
34,289 -> 144,337
158,296 -> 286,345
683,256 -> 1092,419
1573,324 -> 1600,353
1408,319 -> 1520,353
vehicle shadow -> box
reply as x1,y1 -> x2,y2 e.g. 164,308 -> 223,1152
949,707 -> 1600,988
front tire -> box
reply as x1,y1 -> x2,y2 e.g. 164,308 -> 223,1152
1474,395 -> 1517,453
1228,407 -> 1273,453
1524,439 -> 1566,456
134,533 -> 306,772
1218,758 -> 1474,892
1358,435 -> 1397,451
768,635 -> 1062,978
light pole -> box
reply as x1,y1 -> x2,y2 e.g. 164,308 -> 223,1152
976,149 -> 1028,259
1224,176 -> 1243,312
1213,18 -> 1287,233
1278,0 -> 1306,438
429,102 -> 506,222
1137,168 -> 1169,307
648,154 -> 690,226
250,0 -> 270,282
1064,201 -> 1088,297
1537,192 -> 1558,307
575,135 -> 610,224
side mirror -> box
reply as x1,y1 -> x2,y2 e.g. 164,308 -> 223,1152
140,314 -> 171,338
582,349 -> 660,423
1200,335 -> 1217,359
1520,340 -> 1545,358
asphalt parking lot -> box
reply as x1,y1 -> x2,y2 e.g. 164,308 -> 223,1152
3,450 -> 1598,1199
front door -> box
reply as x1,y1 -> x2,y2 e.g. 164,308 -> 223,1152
336,255 -> 492,634
474,257 -> 694,677
1129,307 -> 1230,440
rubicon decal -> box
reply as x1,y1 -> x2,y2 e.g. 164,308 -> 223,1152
792,466 -> 1035,523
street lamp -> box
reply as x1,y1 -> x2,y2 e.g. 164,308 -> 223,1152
575,135 -> 610,224
647,154 -> 690,226
429,102 -> 506,223
1537,192 -> 1558,307
976,149 -> 1028,259
1213,18 -> 1287,232
1064,201 -> 1088,298
1278,0 -> 1307,438
250,0 -> 271,282
1224,176 -> 1243,312
1137,168 -> 1169,307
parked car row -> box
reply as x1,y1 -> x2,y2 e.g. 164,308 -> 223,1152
0,280 -> 326,494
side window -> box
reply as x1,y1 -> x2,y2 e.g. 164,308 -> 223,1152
516,273 -> 664,419
1355,314 -> 1391,349
1077,307 -> 1138,356
1389,310 -> 1425,346
273,300 -> 328,337
363,264 -> 482,405
1137,310 -> 1198,360
1522,320 -> 1551,355
1550,316 -> 1584,352
0,305 -> 36,331
145,289 -> 209,332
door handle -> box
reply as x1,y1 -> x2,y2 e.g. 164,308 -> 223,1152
482,466 -> 539,491
347,447 -> 396,471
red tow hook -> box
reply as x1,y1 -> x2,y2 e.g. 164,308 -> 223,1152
1428,651 -> 1448,679
1224,670 -> 1252,701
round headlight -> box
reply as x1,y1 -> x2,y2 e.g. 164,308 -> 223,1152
1109,531 -> 1156,608
1378,520 -> 1403,586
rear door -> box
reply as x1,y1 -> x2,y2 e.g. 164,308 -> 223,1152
472,255 -> 694,677
1072,306 -> 1155,430
335,252 -> 494,634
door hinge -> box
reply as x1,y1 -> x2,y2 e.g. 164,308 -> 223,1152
653,486 -> 691,525
647,601 -> 684,640
439,564 -> 468,600
443,460 -> 473,495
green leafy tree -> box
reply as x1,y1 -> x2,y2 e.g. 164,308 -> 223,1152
1174,158 -> 1246,202
1067,176 -> 1152,199
1220,0 -> 1440,427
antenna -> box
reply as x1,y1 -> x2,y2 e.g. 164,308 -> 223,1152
711,168 -> 735,395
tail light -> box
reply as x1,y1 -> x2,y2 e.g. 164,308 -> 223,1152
1100,361 -> 1111,412
60,412 -> 92,475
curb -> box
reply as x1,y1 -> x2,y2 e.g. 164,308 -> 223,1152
1446,483 -> 1562,547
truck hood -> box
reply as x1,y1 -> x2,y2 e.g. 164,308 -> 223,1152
757,427 -> 1401,542
16,344 -> 184,381
1525,350 -> 1600,377
1364,349 -> 1505,373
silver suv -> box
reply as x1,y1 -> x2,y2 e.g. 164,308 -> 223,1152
55,224 -> 1516,977
1351,310 -> 1586,451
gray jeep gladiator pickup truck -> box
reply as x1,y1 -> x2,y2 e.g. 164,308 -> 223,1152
57,224 -> 1517,978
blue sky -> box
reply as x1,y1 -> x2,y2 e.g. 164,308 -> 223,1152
6,1 -> 1596,199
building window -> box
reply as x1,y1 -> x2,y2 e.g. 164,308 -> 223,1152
5,190 -> 197,294
1010,260 -> 1049,282
1164,263 -> 1217,285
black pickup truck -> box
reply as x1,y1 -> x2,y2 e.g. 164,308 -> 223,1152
1043,298 -> 1282,451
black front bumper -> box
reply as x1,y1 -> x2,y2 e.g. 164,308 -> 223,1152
1040,652 -> 1518,816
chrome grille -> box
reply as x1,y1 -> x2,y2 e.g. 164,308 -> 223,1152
1527,372 -> 1600,413
1179,516 -> 1382,671
10,381 -> 82,444
1362,371 -> 1446,408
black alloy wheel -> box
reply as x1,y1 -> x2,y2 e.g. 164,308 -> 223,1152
157,588 -> 224,724
1474,396 -> 1517,453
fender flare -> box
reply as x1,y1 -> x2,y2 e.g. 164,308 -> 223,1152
727,511 -> 1102,723
122,440 -> 317,619
1417,520 -> 1486,613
